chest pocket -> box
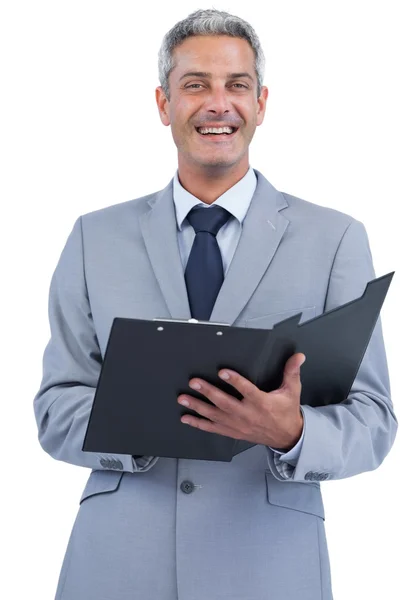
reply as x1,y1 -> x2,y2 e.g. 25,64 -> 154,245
244,306 -> 316,329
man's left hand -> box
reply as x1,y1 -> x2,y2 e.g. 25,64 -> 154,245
177,352 -> 306,451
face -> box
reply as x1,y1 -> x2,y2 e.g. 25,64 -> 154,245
156,35 -> 268,171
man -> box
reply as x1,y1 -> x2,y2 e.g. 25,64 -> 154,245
33,8 -> 397,600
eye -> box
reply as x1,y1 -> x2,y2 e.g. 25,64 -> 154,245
185,83 -> 248,89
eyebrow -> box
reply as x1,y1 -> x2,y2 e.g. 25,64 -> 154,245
179,71 -> 254,82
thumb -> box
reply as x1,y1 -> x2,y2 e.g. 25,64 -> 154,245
281,352 -> 306,393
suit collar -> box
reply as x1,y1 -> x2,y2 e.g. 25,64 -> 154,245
140,169 -> 289,324
172,166 -> 257,230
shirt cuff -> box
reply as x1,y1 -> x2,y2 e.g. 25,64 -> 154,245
131,455 -> 159,471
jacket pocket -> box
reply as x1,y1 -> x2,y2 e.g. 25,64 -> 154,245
244,306 -> 316,329
265,472 -> 325,520
79,469 -> 124,504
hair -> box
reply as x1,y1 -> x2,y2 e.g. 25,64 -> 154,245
158,8 -> 266,101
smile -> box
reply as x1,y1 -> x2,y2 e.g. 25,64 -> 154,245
195,127 -> 239,141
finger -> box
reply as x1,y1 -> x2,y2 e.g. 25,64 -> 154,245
180,413 -> 243,440
187,379 -> 243,414
179,393 -> 222,422
217,369 -> 260,401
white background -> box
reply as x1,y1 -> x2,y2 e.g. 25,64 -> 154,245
1,1 -> 399,599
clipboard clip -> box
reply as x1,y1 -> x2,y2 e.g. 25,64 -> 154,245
153,317 -> 231,327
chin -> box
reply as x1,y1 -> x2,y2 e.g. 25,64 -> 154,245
195,153 -> 234,165
195,148 -> 238,164
200,159 -> 239,170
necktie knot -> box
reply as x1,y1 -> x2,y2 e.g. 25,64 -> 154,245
186,205 -> 231,237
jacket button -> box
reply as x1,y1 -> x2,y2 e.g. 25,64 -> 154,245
180,480 -> 195,494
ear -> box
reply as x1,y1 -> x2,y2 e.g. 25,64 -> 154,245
155,86 -> 171,126
256,86 -> 269,126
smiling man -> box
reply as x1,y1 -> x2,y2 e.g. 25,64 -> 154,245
156,33 -> 267,204
33,8 -> 397,600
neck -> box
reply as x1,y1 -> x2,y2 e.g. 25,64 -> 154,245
177,158 -> 250,205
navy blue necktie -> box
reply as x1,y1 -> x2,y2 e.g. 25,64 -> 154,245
184,205 -> 232,321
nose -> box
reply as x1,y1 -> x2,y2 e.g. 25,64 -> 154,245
203,84 -> 232,115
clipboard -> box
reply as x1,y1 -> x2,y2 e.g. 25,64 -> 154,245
82,271 -> 394,462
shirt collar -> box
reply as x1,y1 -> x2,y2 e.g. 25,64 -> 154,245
172,166 -> 258,231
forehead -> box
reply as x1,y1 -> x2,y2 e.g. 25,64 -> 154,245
171,35 -> 256,77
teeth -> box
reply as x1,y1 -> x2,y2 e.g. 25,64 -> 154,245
198,126 -> 234,135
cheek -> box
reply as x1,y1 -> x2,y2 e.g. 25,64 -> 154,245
241,113 -> 258,137
173,98 -> 196,121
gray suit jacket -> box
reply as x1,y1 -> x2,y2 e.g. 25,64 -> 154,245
34,169 -> 397,600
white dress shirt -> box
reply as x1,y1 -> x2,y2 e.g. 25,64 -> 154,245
172,166 -> 305,478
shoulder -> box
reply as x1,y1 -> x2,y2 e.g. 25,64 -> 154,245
280,191 -> 365,239
282,191 -> 355,224
74,188 -> 164,242
80,191 -> 157,225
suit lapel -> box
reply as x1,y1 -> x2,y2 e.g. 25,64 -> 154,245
139,179 -> 192,320
139,169 -> 289,324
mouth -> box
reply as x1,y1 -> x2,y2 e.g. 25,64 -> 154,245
195,126 -> 239,142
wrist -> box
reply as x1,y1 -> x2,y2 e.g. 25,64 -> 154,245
278,415 -> 304,452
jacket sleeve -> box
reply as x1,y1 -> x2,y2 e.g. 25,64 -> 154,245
33,216 -> 159,473
267,410 -> 306,478
266,218 -> 397,481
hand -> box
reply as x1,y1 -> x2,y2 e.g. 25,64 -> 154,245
177,352 -> 306,451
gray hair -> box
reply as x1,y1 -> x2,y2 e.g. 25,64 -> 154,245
158,8 -> 266,101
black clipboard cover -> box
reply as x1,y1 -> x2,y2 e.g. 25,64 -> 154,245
83,272 -> 394,462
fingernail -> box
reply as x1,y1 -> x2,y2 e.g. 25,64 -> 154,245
189,382 -> 201,390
